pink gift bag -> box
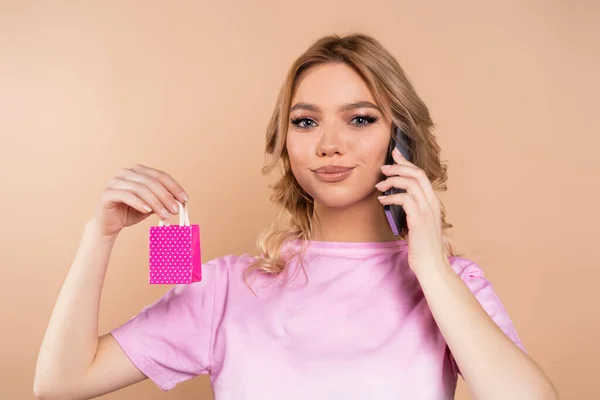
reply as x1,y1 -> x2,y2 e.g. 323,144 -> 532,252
149,201 -> 201,284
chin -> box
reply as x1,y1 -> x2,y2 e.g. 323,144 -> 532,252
309,185 -> 375,209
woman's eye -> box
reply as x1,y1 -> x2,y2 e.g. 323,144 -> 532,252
351,115 -> 379,127
291,118 -> 317,129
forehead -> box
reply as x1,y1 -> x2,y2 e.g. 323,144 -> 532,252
291,63 -> 377,107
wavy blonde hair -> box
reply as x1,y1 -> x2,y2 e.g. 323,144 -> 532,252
245,33 -> 460,280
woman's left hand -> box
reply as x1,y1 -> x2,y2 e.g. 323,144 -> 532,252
375,147 -> 449,274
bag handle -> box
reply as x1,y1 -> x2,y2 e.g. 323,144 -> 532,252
158,201 -> 191,226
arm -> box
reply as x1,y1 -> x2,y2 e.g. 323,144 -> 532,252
34,219 -> 147,400
377,148 -> 557,399
34,164 -> 190,399
415,259 -> 558,400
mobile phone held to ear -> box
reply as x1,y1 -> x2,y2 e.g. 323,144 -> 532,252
383,127 -> 412,236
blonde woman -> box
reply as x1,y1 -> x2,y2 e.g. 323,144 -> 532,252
34,34 -> 557,399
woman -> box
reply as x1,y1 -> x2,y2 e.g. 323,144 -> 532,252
34,33 -> 557,399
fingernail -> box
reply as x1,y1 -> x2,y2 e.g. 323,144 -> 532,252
181,192 -> 189,202
381,164 -> 391,170
143,205 -> 152,212
161,208 -> 170,219
171,203 -> 180,214
375,181 -> 384,189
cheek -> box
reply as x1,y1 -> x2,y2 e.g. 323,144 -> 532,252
352,137 -> 388,166
286,134 -> 311,169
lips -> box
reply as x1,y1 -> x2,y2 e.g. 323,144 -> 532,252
313,165 -> 353,173
312,165 -> 355,183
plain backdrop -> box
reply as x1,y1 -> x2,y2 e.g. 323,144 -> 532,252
1,1 -> 599,399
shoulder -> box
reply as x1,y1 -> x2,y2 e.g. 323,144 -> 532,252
203,253 -> 256,272
446,255 -> 503,301
200,253 -> 257,287
144,253 -> 256,316
447,255 -> 486,279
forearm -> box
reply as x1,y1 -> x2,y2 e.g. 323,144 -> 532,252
35,218 -> 116,392
414,260 -> 557,400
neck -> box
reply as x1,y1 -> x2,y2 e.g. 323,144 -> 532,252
309,192 -> 399,242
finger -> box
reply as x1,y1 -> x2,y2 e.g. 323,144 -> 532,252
108,178 -> 172,219
377,192 -> 419,216
391,146 -> 415,166
116,168 -> 181,215
101,189 -> 153,215
381,162 -> 437,207
375,176 -> 430,212
129,164 -> 189,204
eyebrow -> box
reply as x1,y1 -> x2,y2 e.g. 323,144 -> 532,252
289,101 -> 381,113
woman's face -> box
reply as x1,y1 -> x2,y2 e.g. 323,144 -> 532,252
287,62 -> 391,209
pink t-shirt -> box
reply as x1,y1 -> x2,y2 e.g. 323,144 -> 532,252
111,239 -> 524,399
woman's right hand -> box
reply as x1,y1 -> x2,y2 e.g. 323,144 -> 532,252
92,164 -> 189,239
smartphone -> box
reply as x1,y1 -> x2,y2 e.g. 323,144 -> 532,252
383,126 -> 412,236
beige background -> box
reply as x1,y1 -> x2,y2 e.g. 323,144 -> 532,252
1,1 -> 599,399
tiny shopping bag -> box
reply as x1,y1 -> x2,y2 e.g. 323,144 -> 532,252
149,201 -> 201,284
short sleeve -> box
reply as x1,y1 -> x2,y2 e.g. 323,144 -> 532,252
110,256 -> 231,391
448,257 -> 526,374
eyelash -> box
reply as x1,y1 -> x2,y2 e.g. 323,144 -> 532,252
290,114 -> 379,129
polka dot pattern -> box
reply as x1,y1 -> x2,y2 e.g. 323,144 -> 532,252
149,224 -> 202,285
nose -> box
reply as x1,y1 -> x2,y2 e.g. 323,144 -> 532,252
316,127 -> 345,157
